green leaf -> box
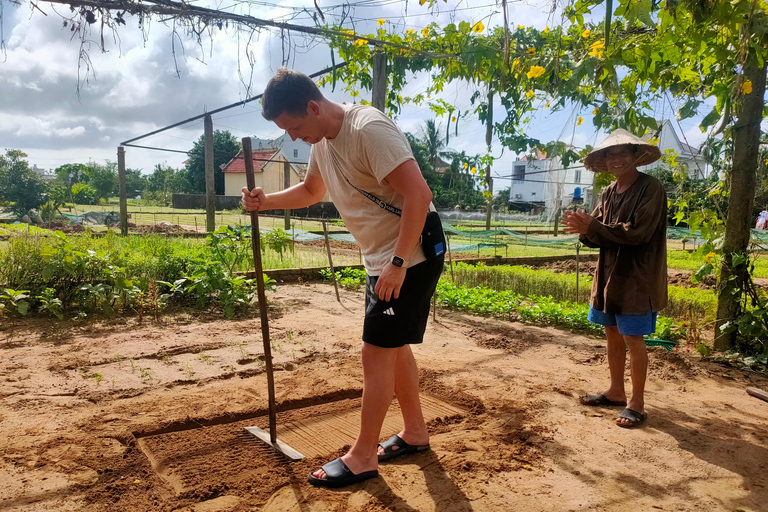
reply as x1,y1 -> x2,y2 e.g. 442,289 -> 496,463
17,301 -> 29,316
732,253 -> 746,267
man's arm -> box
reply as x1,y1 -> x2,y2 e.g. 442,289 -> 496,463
241,171 -> 326,212
374,159 -> 433,302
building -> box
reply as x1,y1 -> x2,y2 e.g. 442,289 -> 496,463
507,151 -> 592,215
250,134 -> 311,165
641,120 -> 711,178
221,149 -> 303,197
31,164 -> 56,181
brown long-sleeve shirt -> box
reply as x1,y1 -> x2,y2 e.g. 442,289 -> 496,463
579,172 -> 668,315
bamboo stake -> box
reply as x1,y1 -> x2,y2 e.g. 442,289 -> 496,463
322,220 -> 341,303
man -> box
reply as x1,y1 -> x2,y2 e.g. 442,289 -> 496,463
561,129 -> 667,428
241,68 -> 444,486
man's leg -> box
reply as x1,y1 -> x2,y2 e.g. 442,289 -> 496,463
602,325 -> 628,403
311,343 -> 397,479
618,334 -> 648,426
377,345 -> 429,457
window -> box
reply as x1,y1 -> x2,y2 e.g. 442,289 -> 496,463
293,149 -> 299,158
531,192 -> 536,196
574,169 -> 582,183
513,164 -> 526,181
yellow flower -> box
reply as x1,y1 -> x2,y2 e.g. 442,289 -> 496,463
422,27 -> 430,37
525,90 -> 535,99
526,47 -> 536,54
742,80 -> 753,94
354,39 -> 367,47
582,29 -> 591,38
472,21 -> 484,33
377,19 -> 385,26
471,167 -> 477,174
544,27 -> 550,34
576,117 -> 584,126
341,29 -> 355,36
406,28 -> 415,35
764,158 -> 768,165
704,251 -> 717,263
592,107 -> 598,115
526,66 -> 546,79
545,102 -> 551,108
517,24 -> 525,29
464,162 -> 469,169
588,39 -> 605,58
512,59 -> 520,69
452,116 -> 457,122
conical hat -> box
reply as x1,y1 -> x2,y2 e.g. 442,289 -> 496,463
584,128 -> 661,172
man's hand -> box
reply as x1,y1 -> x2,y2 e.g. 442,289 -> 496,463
561,208 -> 593,235
374,263 -> 407,302
241,186 -> 267,212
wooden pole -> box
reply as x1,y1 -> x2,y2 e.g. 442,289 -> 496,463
242,137 -> 277,443
205,114 -> 215,233
322,220 -> 341,303
372,52 -> 387,113
485,89 -> 494,230
117,146 -> 128,236
283,160 -> 291,230
447,234 -> 454,282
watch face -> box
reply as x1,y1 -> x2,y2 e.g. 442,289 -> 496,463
391,256 -> 404,267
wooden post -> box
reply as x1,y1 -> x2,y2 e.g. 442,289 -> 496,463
117,146 -> 128,236
204,114 -> 215,233
372,52 -> 387,113
241,137 -> 277,443
283,161 -> 291,230
322,220 -> 341,303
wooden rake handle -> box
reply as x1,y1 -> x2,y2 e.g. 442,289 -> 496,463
242,137 -> 278,443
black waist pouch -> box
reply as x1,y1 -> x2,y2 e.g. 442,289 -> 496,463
421,211 -> 446,259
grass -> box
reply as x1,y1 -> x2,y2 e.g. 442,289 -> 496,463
667,249 -> 768,278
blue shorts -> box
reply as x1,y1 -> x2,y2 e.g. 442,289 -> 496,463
588,306 -> 657,336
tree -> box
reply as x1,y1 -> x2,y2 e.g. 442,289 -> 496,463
54,163 -> 87,190
82,162 -> 118,203
125,169 -> 149,199
186,130 -> 240,195
493,188 -> 511,211
0,149 -> 48,215
147,164 -> 189,204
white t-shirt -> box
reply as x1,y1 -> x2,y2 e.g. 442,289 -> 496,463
306,104 -> 428,275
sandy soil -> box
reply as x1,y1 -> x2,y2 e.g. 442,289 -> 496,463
1,283 -> 768,512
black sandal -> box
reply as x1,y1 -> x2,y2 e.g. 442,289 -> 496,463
307,457 -> 378,488
378,434 -> 430,462
580,393 -> 627,407
616,408 -> 648,428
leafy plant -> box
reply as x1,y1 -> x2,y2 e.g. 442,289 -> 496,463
35,288 -> 63,319
0,288 -> 31,317
264,228 -> 292,261
320,267 -> 367,290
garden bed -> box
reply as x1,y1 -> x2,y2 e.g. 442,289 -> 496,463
1,283 -> 767,512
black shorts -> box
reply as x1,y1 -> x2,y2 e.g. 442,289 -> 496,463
362,256 -> 444,348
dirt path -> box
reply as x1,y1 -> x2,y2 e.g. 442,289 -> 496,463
1,283 -> 767,512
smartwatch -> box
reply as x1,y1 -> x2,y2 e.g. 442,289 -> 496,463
391,255 -> 406,268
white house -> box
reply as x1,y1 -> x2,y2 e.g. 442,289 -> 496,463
250,134 -> 311,165
507,151 -> 592,215
641,120 -> 711,178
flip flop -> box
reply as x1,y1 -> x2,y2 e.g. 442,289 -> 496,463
616,408 -> 648,428
378,434 -> 430,462
580,393 -> 628,407
307,457 -> 378,488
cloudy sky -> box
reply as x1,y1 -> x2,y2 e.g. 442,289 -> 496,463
0,0 -> 712,186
